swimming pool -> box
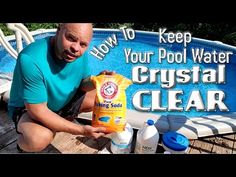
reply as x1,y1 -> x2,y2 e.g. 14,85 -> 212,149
1,28 -> 236,118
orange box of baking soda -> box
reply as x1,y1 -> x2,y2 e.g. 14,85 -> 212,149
90,74 -> 132,133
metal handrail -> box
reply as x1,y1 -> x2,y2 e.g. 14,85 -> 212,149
0,23 -> 35,59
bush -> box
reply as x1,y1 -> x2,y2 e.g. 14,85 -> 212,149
1,23 -> 236,46
0,23 -> 13,35
24,23 -> 59,31
0,23 -> 59,36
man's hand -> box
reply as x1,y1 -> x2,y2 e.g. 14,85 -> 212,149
98,70 -> 116,76
82,125 -> 107,139
80,70 -> 116,92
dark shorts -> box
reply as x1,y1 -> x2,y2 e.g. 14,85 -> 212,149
12,89 -> 86,134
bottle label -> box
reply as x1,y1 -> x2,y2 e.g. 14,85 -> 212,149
111,140 -> 131,149
111,140 -> 131,154
135,143 -> 157,154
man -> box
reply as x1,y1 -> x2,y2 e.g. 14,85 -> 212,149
8,23 -> 111,152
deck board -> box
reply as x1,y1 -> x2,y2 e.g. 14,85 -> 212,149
232,134 -> 236,154
51,132 -> 84,153
187,140 -> 195,153
188,137 -> 215,154
0,140 -> 18,153
75,136 -> 110,154
0,128 -> 17,150
0,108 -> 15,135
211,134 -> 235,154
1,104 -> 236,154
0,105 -> 18,152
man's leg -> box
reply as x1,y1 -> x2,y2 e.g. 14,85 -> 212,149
58,89 -> 96,120
17,112 -> 55,152
78,90 -> 96,113
15,89 -> 96,152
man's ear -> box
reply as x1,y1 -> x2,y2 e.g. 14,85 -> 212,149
58,23 -> 63,29
56,23 -> 63,34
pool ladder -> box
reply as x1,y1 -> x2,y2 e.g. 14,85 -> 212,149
0,23 -> 35,59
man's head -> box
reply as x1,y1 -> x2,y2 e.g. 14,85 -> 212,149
53,23 -> 93,63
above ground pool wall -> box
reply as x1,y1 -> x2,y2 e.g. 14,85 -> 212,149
2,28 -> 236,139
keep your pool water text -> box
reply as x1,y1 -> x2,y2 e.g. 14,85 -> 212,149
89,27 -> 234,113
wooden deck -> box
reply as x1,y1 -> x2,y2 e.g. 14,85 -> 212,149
1,101 -> 236,154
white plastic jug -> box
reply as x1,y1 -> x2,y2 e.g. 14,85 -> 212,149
134,119 -> 159,154
110,123 -> 134,154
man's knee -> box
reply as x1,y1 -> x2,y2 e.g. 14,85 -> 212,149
19,129 -> 55,152
30,129 -> 54,151
79,90 -> 96,113
79,102 -> 94,112
17,113 -> 55,152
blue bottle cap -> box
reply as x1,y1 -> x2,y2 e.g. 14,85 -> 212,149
162,131 -> 189,151
147,119 -> 154,125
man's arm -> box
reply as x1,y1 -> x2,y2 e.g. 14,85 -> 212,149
80,70 -> 116,92
80,77 -> 95,92
25,103 -> 106,138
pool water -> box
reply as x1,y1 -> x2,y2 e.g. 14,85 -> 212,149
88,38 -> 236,117
1,31 -> 236,118
0,32 -> 54,73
